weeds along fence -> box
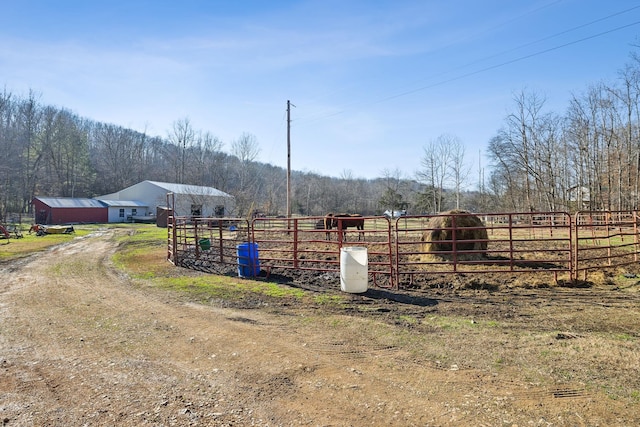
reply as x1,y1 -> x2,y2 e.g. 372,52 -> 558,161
168,210 -> 640,289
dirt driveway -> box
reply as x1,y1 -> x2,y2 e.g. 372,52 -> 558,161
1,229 -> 639,426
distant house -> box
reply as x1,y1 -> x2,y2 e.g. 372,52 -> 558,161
96,180 -> 235,218
32,197 -> 109,225
568,186 -> 591,210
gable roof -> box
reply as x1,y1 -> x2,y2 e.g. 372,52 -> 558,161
144,180 -> 233,198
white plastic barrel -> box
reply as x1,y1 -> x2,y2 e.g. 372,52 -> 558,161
340,246 -> 368,293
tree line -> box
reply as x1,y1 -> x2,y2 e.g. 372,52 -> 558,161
487,51 -> 640,213
2,48 -> 639,221
0,89 -> 471,220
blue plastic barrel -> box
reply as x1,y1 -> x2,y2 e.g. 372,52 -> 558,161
236,242 -> 260,277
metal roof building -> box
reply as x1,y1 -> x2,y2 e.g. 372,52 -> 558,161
97,180 -> 235,218
99,199 -> 150,223
32,181 -> 235,225
32,197 -> 151,225
32,197 -> 109,225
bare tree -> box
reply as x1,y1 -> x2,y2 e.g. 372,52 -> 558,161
168,118 -> 195,183
565,84 -> 618,211
505,90 -> 545,211
417,135 -> 454,213
41,109 -> 91,197
378,168 -> 408,214
487,90 -> 573,212
17,90 -> 44,212
231,132 -> 260,164
447,136 -> 470,210
0,89 -> 19,218
231,132 -> 261,216
609,62 -> 640,209
190,131 -> 224,186
487,135 -> 521,210
91,123 -> 148,192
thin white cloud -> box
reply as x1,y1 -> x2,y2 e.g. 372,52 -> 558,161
1,0 -> 636,179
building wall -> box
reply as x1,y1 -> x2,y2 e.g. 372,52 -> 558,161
118,182 -> 235,217
32,199 -> 50,224
172,194 -> 235,217
32,202 -> 107,224
116,183 -> 169,212
107,207 -> 143,223
59,208 -> 108,224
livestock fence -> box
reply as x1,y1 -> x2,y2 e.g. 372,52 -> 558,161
167,209 -> 640,290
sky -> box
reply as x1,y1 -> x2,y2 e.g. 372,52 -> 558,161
2,1 -> 640,186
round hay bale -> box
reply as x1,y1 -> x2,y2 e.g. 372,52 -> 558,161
421,210 -> 488,260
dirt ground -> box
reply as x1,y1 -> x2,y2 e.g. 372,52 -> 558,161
1,229 -> 639,426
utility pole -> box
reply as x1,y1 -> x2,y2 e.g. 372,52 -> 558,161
286,100 -> 295,219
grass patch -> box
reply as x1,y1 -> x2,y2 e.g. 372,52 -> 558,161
0,226 -> 93,262
113,223 -> 168,244
149,274 -> 307,303
423,314 -> 481,330
112,225 -> 174,278
111,225 -> 309,303
614,333 -> 635,341
398,315 -> 419,325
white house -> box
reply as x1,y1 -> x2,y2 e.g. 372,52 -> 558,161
97,180 -> 236,218
567,186 -> 591,210
100,199 -> 150,223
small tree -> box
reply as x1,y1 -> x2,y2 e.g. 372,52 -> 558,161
378,168 -> 408,213
167,117 -> 195,183
231,132 -> 261,216
449,137 -> 470,209
417,134 -> 457,213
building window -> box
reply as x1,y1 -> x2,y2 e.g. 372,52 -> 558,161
119,209 -> 125,218
132,208 -> 137,216
191,204 -> 202,217
214,205 -> 225,217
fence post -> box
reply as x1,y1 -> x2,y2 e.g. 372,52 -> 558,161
293,218 -> 299,269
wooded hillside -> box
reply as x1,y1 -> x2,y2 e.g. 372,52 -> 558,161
2,50 -> 640,220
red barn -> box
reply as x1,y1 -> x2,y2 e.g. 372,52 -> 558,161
32,197 -> 108,225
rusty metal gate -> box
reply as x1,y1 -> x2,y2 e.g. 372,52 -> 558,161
250,216 -> 395,288
574,210 -> 640,281
393,212 -> 574,285
169,208 -> 640,288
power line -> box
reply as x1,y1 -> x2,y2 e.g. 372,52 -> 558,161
371,19 -> 640,105
293,11 -> 640,127
436,4 -> 640,81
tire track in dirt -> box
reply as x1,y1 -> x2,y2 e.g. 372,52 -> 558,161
0,230 -> 449,425
1,230 -> 638,426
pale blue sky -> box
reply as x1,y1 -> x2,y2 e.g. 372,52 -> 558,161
2,1 -> 640,184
